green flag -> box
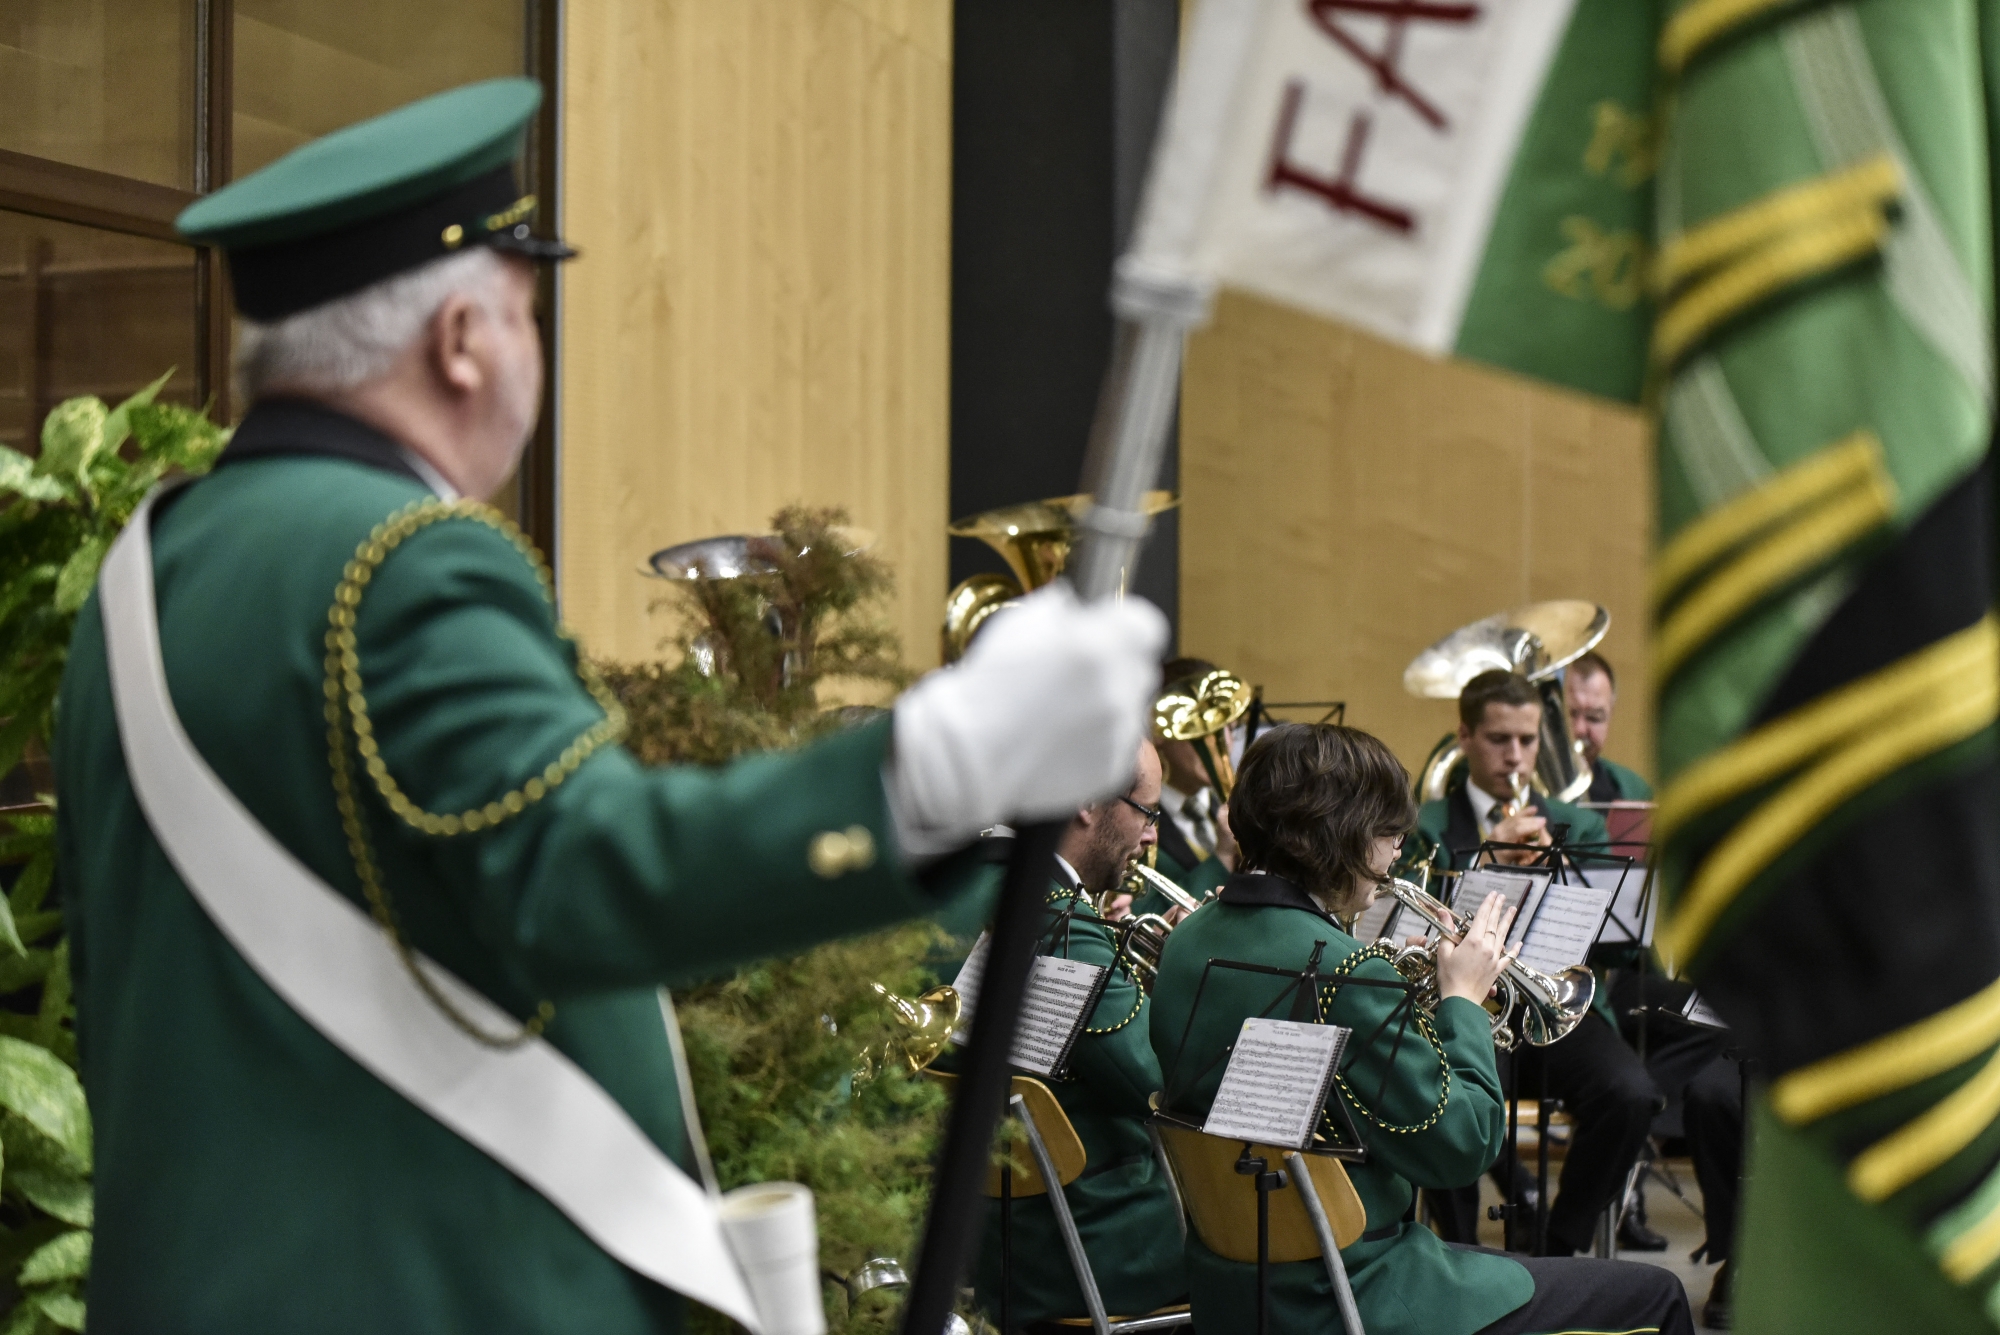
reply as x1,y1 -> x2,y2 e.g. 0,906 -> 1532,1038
1649,1 -> 2000,1330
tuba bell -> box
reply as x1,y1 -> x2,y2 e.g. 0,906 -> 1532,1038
1402,601 -> 1609,804
940,491 -> 1178,662
1153,668 -> 1254,799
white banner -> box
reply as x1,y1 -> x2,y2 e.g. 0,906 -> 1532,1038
1128,0 -> 1578,353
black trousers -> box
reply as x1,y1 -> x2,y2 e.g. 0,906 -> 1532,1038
1683,1055 -> 1744,1262
1461,1247 -> 1696,1335
1610,971 -> 1724,1140
1433,1011 -> 1661,1253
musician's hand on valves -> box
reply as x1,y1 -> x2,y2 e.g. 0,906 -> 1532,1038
883,583 -> 1169,859
1490,810 -> 1549,866
1434,891 -> 1518,1006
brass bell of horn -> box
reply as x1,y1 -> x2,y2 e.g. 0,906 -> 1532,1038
854,982 -> 962,1082
940,491 -> 1177,662
1153,667 -> 1254,799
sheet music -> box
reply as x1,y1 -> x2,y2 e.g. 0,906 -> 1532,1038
949,932 -> 991,1044
1348,895 -> 1401,943
1515,882 -> 1615,975
1681,991 -> 1729,1031
1452,867 -> 1550,948
1584,862 -> 1655,947
949,939 -> 1109,1076
1009,955 -> 1109,1076
1202,1018 -> 1351,1151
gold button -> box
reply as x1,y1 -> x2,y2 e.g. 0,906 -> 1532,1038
441,223 -> 465,248
809,831 -> 851,878
808,825 -> 877,878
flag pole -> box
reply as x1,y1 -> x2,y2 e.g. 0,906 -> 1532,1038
896,4 -> 1264,1327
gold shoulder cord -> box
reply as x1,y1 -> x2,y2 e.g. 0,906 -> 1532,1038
323,499 -> 629,1049
1321,943 -> 1454,1136
1040,886 -> 1147,1038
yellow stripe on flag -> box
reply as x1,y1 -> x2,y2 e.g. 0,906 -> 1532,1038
1653,155 -> 1901,296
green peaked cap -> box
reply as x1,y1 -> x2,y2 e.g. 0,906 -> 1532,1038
178,78 -> 574,321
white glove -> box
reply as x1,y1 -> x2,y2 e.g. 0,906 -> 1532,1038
885,584 -> 1168,859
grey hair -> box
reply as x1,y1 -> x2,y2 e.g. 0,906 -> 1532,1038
233,247 -> 509,402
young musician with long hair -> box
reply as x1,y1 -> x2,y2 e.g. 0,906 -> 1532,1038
1148,723 -> 1692,1335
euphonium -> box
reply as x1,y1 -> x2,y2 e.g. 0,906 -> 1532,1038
1377,875 -> 1593,1052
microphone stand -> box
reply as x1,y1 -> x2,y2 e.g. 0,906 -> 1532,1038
896,272 -> 1208,1335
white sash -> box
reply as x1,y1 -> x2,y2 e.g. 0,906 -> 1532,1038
99,493 -> 763,1329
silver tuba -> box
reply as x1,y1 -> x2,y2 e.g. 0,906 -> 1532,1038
1374,874 -> 1594,1052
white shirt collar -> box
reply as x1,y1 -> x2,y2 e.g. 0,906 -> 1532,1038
1054,854 -> 1085,892
1465,780 -> 1502,834
396,446 -> 461,501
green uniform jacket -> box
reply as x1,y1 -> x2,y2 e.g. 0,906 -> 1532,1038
1148,873 -> 1531,1335
970,882 -> 1185,1324
54,401 -> 967,1334
1588,756 -> 1654,802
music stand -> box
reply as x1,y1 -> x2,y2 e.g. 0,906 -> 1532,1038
1445,834 -> 1638,1254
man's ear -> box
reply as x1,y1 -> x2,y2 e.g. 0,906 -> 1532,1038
430,292 -> 486,396
1455,721 -> 1473,747
1072,804 -> 1097,829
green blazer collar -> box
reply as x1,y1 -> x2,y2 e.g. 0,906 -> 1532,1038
1216,870 -> 1341,927
216,397 -> 428,487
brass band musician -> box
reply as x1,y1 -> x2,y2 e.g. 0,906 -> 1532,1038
1148,723 -> 1692,1335
1404,670 -> 1668,1256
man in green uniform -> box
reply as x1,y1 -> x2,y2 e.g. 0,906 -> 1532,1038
1149,722 -> 1691,1335
1564,651 -> 1652,803
972,741 -> 1184,1326
55,79 -> 1167,1332
1405,670 -> 1662,1256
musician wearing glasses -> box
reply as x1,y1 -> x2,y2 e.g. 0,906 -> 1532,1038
966,741 -> 1187,1326
1148,724 -> 1692,1335
1405,670 -> 1666,1256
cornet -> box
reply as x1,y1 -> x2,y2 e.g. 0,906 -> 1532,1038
1106,862 -> 1208,993
1375,874 -> 1593,1052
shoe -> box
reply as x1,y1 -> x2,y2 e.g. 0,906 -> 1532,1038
1703,1261 -> 1732,1330
1617,1215 -> 1669,1251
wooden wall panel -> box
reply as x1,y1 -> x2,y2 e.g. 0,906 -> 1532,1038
559,0 -> 952,675
1181,291 -> 1656,783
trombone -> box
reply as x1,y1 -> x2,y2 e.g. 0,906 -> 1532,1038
1374,874 -> 1593,1052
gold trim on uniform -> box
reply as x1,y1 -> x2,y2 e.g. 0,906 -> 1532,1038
321,498 -> 626,1049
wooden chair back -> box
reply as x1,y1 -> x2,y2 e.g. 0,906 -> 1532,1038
1153,1120 -> 1367,1262
926,1071 -> 1088,1198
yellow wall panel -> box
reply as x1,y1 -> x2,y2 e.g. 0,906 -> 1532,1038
1181,291 -> 1655,782
560,0 -> 952,673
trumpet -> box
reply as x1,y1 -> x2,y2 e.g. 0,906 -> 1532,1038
1106,862 -> 1208,993
1492,771 -> 1532,823
1377,874 -> 1593,1052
